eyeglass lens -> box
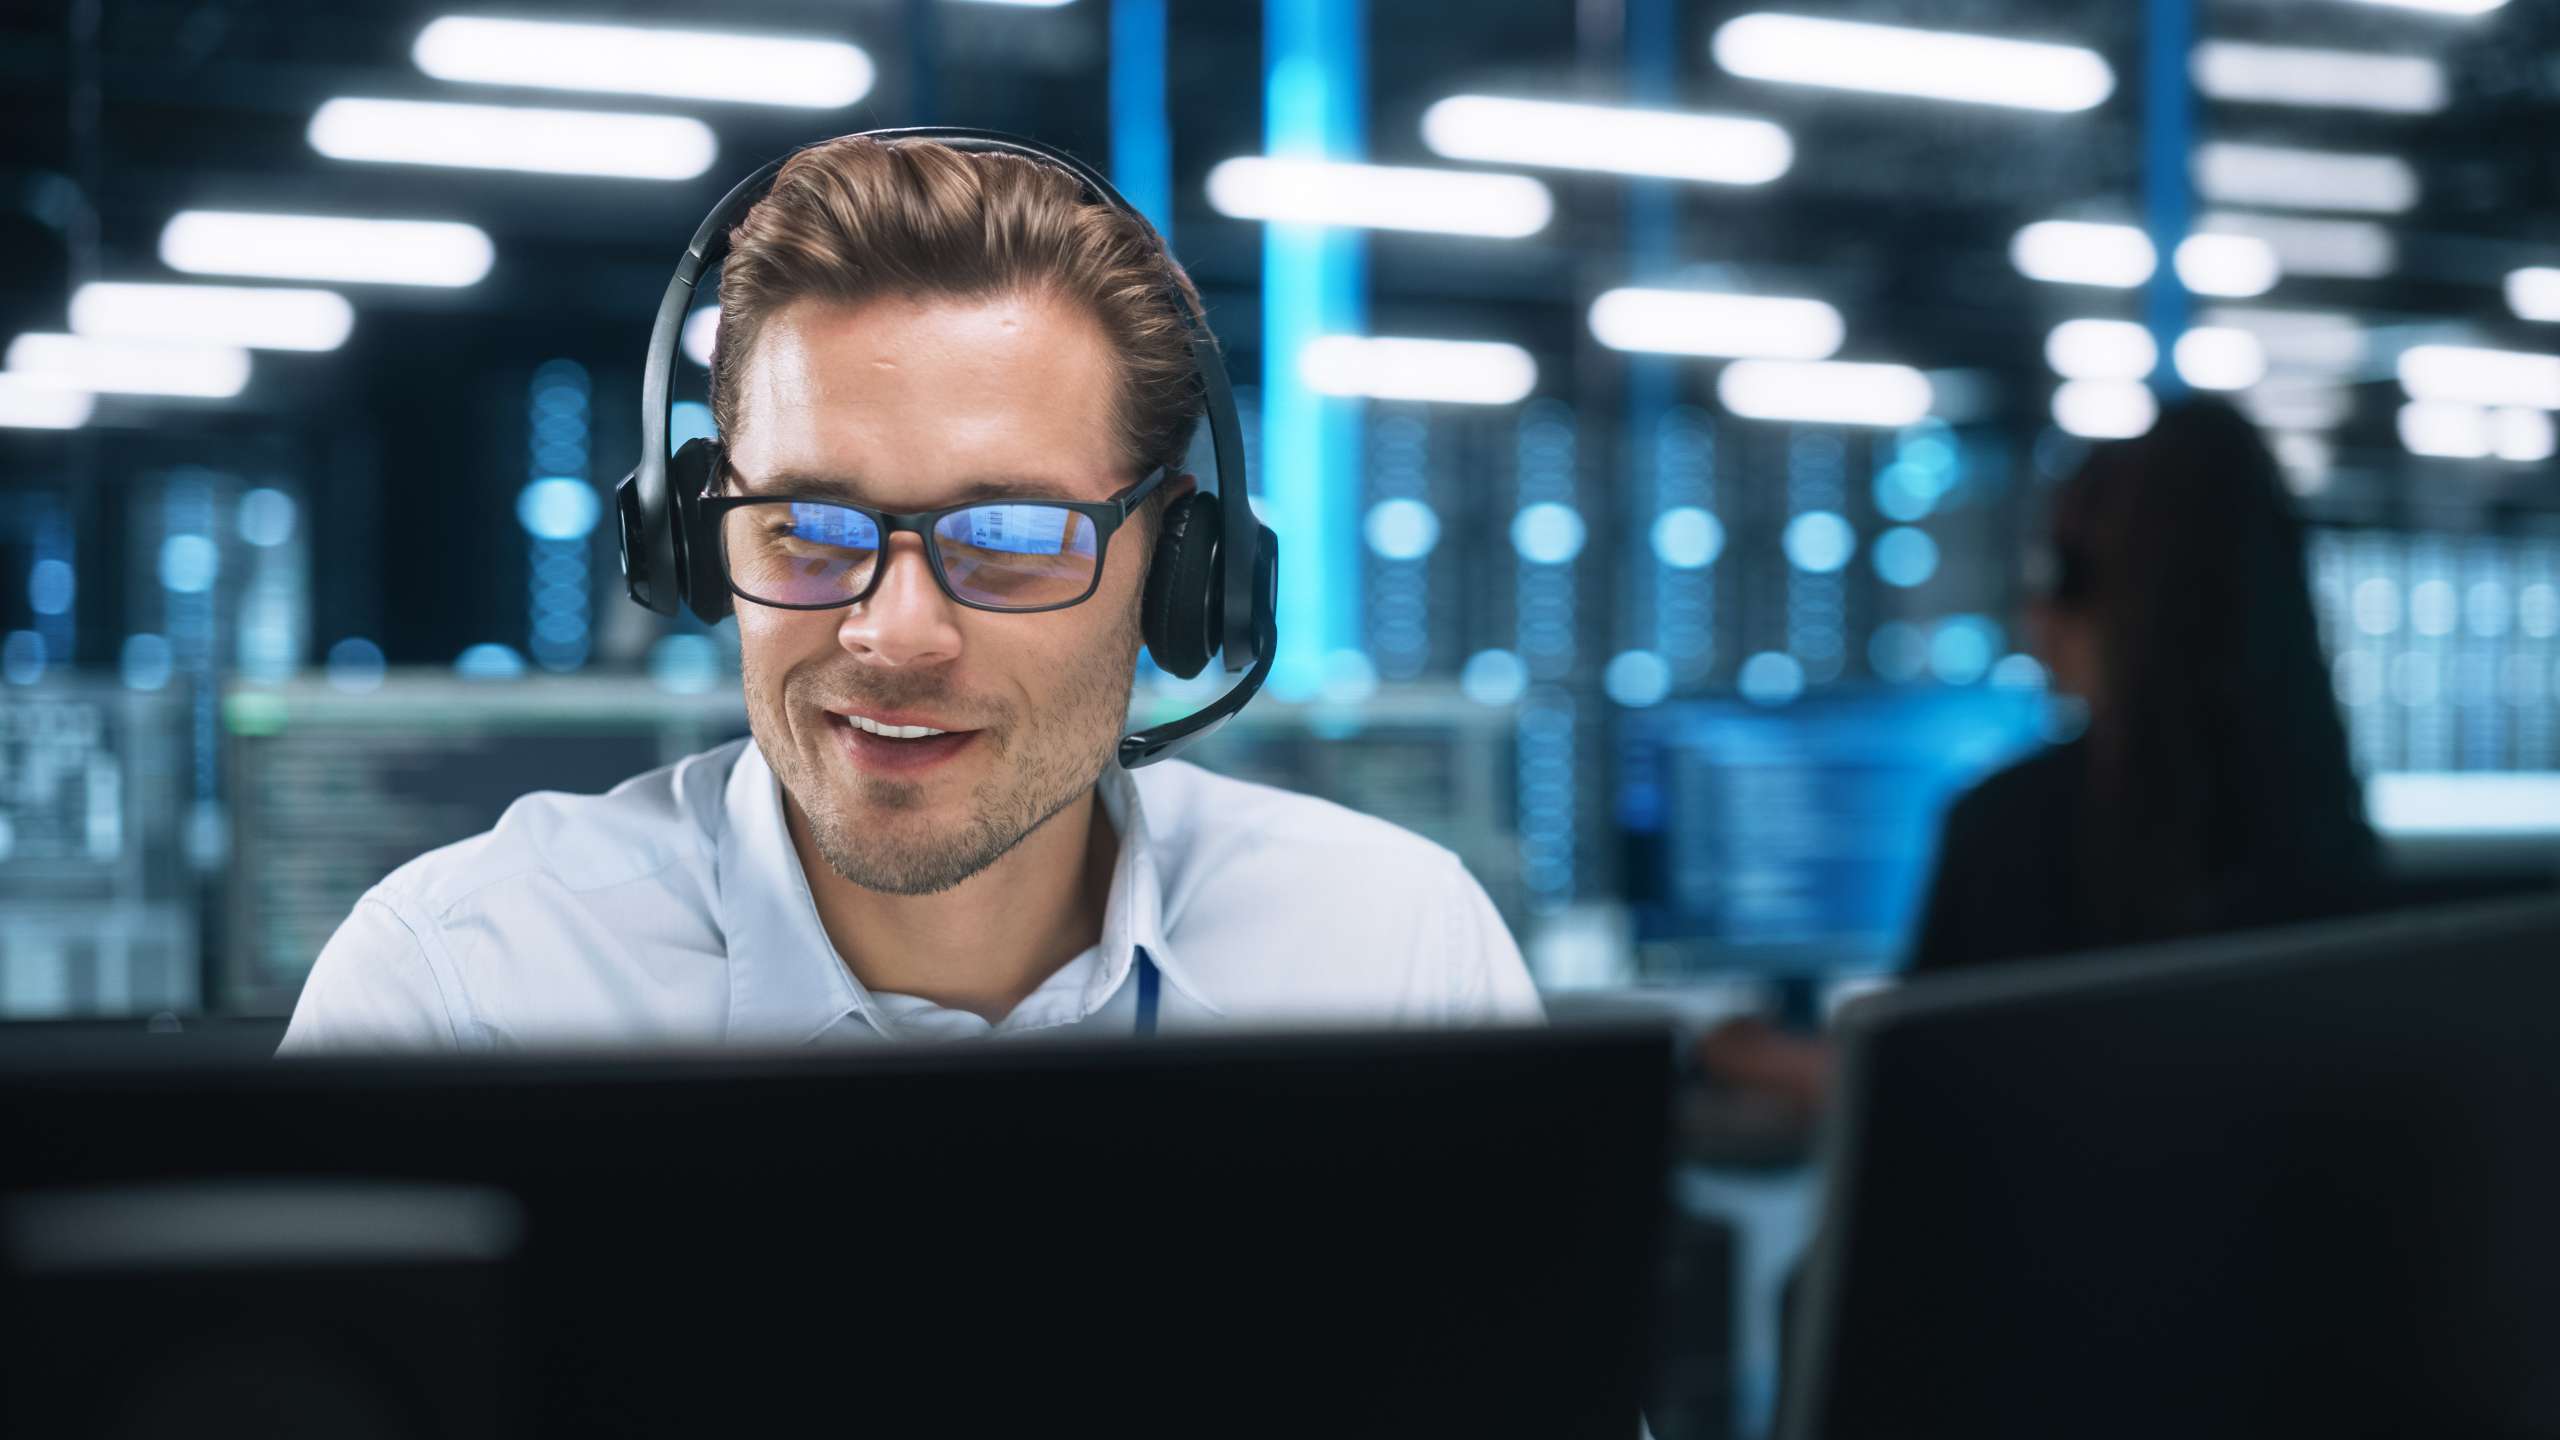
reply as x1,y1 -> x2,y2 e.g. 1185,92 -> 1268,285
722,500 -> 1103,610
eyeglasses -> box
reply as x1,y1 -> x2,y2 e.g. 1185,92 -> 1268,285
700,468 -> 1169,615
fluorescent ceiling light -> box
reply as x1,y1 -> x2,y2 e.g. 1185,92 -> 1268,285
413,17 -> 874,108
1717,359 -> 1933,426
311,98 -> 716,180
2044,320 -> 2157,381
2174,327 -> 2267,390
2051,380 -> 2157,439
2011,221 -> 2155,288
2174,233 -> 2279,298
1420,96 -> 1791,185
1205,157 -> 1550,237
2340,0 -> 2507,15
70,282 -> 353,352
2194,142 -> 2416,215
1711,13 -> 2114,112
2200,211 -> 2394,279
2199,307 -> 2366,374
162,211 -> 494,287
2400,403 -> 2555,461
1299,336 -> 1537,405
6,333 -> 250,398
2191,41 -> 2446,114
2399,400 -> 2490,458
1587,288 -> 1843,360
2509,268 -> 2560,323
2398,344 -> 2560,410
2495,406 -> 2556,462
682,307 -> 718,369
0,375 -> 94,430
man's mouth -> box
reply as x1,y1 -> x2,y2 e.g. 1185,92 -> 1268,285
823,708 -> 980,777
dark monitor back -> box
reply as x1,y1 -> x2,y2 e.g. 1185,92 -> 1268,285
0,1024 -> 1672,1439
1791,895 -> 2560,1440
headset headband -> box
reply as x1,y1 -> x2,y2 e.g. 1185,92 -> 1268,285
623,127 -> 1273,769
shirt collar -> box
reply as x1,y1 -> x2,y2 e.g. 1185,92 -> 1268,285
717,740 -> 1222,1046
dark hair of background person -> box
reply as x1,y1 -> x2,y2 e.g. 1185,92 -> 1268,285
1910,398 -> 2383,972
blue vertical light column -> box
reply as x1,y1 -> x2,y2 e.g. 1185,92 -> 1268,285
1110,0 -> 1172,242
1263,0 -> 1366,697
159,471 -> 224,872
1514,401 -> 1582,914
30,502 -> 73,672
523,361 -> 596,673
2145,0 -> 2194,394
1626,0 -> 1681,684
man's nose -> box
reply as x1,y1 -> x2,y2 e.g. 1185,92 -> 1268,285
838,535 -> 963,669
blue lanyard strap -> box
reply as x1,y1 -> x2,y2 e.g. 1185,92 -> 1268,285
1134,947 -> 1161,1037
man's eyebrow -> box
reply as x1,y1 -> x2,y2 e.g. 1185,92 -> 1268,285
731,467 -> 1113,507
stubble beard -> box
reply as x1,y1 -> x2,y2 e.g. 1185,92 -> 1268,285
745,621 -> 1141,898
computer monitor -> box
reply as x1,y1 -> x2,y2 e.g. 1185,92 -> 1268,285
0,681 -> 196,1020
221,673 -> 747,1013
1785,894 -> 2560,1440
0,1024 -> 1673,1438
1619,687 -> 2050,974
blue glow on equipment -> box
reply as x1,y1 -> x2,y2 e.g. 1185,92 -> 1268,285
1461,648 -> 1528,706
1930,616 -> 1999,685
518,477 -> 602,541
455,643 -> 527,680
1783,510 -> 1855,574
1651,506 -> 1724,570
1363,497 -> 1440,560
326,637 -> 387,693
1512,502 -> 1587,565
1873,526 -> 1940,588
1873,462 -> 1936,522
159,534 -> 219,595
2,631 -> 44,686
237,488 -> 298,548
1605,650 -> 1672,708
121,634 -> 173,692
27,559 -> 73,616
1739,651 -> 1806,706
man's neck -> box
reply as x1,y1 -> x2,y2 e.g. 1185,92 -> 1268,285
786,786 -> 1118,1025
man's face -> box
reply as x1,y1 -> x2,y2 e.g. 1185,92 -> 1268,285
725,291 -> 1148,896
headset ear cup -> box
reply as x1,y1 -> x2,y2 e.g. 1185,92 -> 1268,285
666,438 -> 733,624
1141,491 -> 1222,680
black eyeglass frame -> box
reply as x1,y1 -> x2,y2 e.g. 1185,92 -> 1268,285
699,466 -> 1171,616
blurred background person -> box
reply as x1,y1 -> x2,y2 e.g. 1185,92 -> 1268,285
1909,398 -> 2385,974
1704,400 -> 2389,1111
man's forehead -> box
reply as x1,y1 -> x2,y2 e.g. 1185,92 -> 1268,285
727,294 -> 1127,505
730,461 -> 1124,508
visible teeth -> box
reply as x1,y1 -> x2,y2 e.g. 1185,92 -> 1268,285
845,714 -> 949,739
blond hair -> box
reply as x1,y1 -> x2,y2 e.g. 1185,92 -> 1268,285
708,136 -> 1207,484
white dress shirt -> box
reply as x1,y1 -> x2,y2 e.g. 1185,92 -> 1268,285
278,738 -> 1542,1053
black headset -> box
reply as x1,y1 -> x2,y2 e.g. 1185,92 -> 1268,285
616,127 -> 1276,769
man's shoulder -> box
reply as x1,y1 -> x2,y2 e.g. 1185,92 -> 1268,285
372,737 -> 746,923
1131,759 -> 1468,893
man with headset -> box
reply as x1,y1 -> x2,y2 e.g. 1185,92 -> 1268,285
281,131 -> 1540,1051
